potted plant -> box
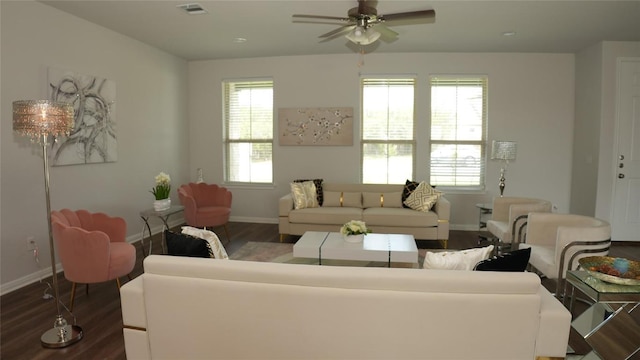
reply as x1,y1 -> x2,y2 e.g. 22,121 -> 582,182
340,220 -> 371,243
150,172 -> 171,211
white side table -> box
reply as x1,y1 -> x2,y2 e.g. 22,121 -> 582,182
139,205 -> 184,256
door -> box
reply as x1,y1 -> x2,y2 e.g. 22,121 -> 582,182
611,58 -> 640,240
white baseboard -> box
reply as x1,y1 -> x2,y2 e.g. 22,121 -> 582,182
0,266 -> 61,296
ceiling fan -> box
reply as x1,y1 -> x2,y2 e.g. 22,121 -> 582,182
292,0 -> 436,46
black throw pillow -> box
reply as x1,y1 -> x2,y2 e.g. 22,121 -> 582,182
402,180 -> 420,208
165,230 -> 213,258
474,248 -> 531,272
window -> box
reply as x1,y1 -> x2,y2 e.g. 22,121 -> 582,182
223,80 -> 273,183
429,76 -> 487,189
361,78 -> 415,184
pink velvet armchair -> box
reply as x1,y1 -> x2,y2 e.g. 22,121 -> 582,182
178,183 -> 232,241
51,209 -> 136,311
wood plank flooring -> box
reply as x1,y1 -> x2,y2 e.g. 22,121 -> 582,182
1,222 -> 638,359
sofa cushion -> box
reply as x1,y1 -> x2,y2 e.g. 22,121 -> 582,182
289,207 -> 363,225
519,243 -> 556,278
363,207 -> 439,227
423,245 -> 494,271
404,181 -> 442,212
323,191 -> 362,208
362,192 -> 403,208
294,178 -> 323,206
290,181 -> 319,209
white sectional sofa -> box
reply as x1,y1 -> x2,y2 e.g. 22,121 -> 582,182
121,255 -> 571,360
279,183 -> 451,247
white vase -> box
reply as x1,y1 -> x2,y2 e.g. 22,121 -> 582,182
344,234 -> 364,243
154,198 -> 171,211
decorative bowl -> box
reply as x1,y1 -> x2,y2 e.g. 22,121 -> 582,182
578,256 -> 640,286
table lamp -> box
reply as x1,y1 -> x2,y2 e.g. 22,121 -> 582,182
13,100 -> 83,348
491,140 -> 517,196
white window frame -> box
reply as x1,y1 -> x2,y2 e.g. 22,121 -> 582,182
361,77 -> 416,184
429,75 -> 488,190
222,79 -> 274,184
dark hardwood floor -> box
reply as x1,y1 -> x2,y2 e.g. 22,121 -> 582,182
1,222 -> 638,360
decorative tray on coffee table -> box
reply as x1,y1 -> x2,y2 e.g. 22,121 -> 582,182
578,256 -> 640,286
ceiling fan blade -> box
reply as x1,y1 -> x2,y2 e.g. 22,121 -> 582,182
320,26 -> 356,43
372,23 -> 398,39
379,9 -> 435,23
293,20 -> 349,26
293,14 -> 349,22
319,25 -> 356,38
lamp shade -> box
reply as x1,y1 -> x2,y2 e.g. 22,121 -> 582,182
13,100 -> 74,142
491,140 -> 517,161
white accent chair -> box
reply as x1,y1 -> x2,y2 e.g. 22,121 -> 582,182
486,197 -> 552,253
516,212 -> 611,297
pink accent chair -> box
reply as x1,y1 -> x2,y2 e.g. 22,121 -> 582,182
51,209 -> 136,311
178,183 -> 232,241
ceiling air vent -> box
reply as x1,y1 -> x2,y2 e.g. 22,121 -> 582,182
177,3 -> 208,15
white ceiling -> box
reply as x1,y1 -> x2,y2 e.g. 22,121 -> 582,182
40,0 -> 640,61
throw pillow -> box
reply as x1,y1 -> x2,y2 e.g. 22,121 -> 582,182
403,181 -> 442,212
423,245 -> 494,271
165,230 -> 214,258
474,248 -> 531,272
402,180 -> 420,208
362,192 -> 403,208
290,181 -> 319,209
322,191 -> 362,208
181,226 -> 229,260
294,178 -> 323,205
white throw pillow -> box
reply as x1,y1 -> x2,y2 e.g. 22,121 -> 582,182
290,181 -> 319,209
181,226 -> 229,260
423,245 -> 494,271
403,181 -> 442,212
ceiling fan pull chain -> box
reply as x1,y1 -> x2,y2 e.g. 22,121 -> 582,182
358,47 -> 365,67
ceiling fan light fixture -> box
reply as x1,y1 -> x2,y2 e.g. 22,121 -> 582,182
345,27 -> 381,45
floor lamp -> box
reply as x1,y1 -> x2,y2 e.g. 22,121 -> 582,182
13,100 -> 83,348
490,140 -> 517,196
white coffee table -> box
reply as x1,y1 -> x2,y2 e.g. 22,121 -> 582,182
293,231 -> 418,267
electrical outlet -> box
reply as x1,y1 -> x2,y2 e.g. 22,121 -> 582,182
26,236 -> 36,252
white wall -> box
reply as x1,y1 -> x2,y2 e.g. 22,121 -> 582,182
572,43 -> 603,216
188,52 -> 576,227
0,1 -> 189,292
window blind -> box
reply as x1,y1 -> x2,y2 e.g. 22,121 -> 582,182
430,76 -> 487,188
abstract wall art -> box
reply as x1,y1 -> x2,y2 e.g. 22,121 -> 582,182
279,107 -> 353,146
48,67 -> 117,166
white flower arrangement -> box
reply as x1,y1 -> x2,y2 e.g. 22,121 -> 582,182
340,220 -> 371,236
150,172 -> 171,200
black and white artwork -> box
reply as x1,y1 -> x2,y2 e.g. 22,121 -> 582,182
48,67 -> 117,166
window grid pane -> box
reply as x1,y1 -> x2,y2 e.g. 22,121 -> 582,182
429,76 -> 487,188
362,78 -> 415,184
224,80 -> 273,183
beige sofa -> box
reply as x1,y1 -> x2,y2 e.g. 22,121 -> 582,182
279,183 -> 450,247
121,255 -> 571,360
